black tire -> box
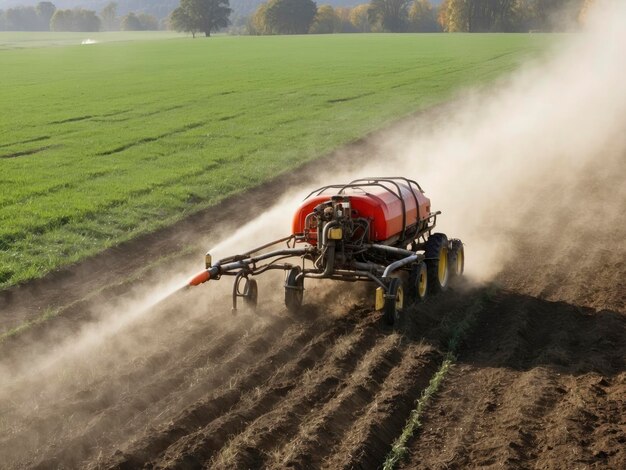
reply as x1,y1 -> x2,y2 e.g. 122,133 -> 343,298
407,261 -> 428,305
242,278 -> 258,309
448,239 -> 465,278
285,267 -> 304,313
425,233 -> 449,294
383,278 -> 404,326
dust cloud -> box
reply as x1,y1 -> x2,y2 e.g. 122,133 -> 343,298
1,0 -> 625,465
357,0 -> 626,281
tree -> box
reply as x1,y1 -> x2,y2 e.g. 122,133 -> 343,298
439,0 -> 468,32
5,6 -> 40,31
310,5 -> 340,34
578,0 -> 596,26
121,12 -> 159,30
531,0 -> 585,31
350,3 -> 371,32
264,0 -> 317,34
76,8 -> 101,31
510,0 -> 537,32
436,0 -> 578,33
100,2 -> 118,31
137,13 -> 159,30
50,8 -> 100,32
121,12 -> 142,30
170,0 -> 232,37
4,3 -> 57,31
248,3 -> 272,34
437,0 -> 449,30
49,8 -> 68,30
170,6 -> 199,36
335,7 -> 357,32
36,2 -> 56,30
465,0 -> 518,32
408,0 -> 439,31
368,0 -> 410,32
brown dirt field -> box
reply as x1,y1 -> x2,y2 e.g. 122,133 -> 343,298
398,160 -> 626,469
1,109 -> 625,470
0,274 -> 479,469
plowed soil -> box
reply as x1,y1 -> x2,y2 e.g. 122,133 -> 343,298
398,156 -> 626,469
1,117 -> 625,470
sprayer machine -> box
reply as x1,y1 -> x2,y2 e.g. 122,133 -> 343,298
187,177 -> 464,325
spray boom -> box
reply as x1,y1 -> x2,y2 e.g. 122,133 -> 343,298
188,269 -> 212,286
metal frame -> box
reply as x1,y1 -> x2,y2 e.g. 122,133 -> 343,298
193,178 -> 440,311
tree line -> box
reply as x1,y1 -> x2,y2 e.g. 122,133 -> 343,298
438,0 -> 592,32
0,0 -> 595,34
244,0 -> 438,34
0,1 -> 161,32
247,0 -> 594,35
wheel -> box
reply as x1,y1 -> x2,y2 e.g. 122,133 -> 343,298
383,278 -> 404,326
285,267 -> 304,313
449,239 -> 464,278
424,233 -> 449,294
242,278 -> 258,309
407,261 -> 428,304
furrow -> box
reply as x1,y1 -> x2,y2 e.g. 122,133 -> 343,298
28,313 -> 300,470
0,135 -> 50,149
0,144 -> 56,159
269,334 -> 418,469
50,114 -> 93,124
96,122 -> 204,156
209,313 -> 383,469
323,343 -> 441,470
97,308 -> 362,469
398,287 -> 626,469
146,311 -> 368,469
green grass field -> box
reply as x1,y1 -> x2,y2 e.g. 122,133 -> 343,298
0,33 -> 553,289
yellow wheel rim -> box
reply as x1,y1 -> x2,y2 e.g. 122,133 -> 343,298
396,285 -> 404,310
438,247 -> 448,284
418,266 -> 427,298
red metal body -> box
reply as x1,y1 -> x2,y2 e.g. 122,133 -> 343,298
292,183 -> 431,244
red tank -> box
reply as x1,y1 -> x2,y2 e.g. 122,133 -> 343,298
292,180 -> 431,244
